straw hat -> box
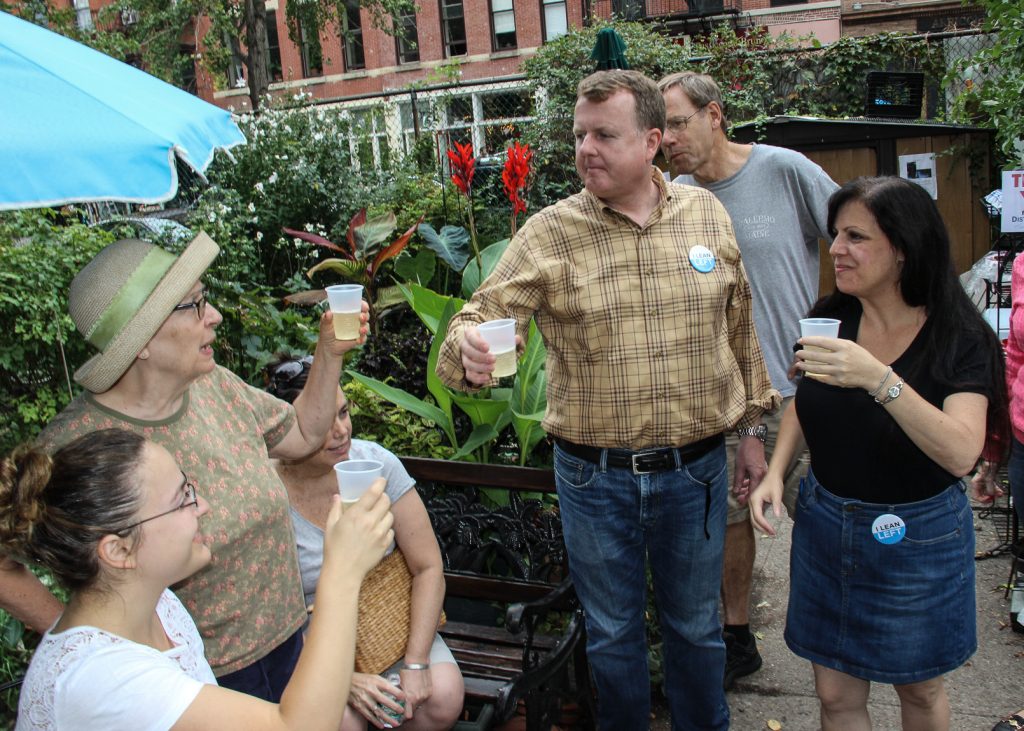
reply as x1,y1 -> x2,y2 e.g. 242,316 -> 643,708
69,232 -> 219,393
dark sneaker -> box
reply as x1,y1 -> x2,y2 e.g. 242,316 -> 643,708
723,630 -> 763,690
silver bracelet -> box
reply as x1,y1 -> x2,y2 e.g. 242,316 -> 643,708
868,366 -> 892,399
402,662 -> 430,670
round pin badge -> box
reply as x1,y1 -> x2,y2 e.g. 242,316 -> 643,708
871,513 -> 906,545
688,245 -> 716,273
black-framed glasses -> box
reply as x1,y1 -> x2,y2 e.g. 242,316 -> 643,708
666,105 -> 707,133
121,474 -> 199,532
172,291 -> 208,320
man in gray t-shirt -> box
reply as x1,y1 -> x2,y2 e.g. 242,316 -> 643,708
658,71 -> 838,689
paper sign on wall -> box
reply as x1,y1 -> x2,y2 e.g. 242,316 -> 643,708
1002,171 -> 1024,233
898,153 -> 938,200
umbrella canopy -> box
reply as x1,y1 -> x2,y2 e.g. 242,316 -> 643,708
0,10 -> 245,211
591,28 -> 630,71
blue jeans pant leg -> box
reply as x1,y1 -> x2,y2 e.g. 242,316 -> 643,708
648,445 -> 730,731
554,444 -> 650,731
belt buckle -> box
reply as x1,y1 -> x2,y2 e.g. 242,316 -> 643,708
631,451 -> 659,475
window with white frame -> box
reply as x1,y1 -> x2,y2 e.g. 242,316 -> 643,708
440,0 -> 468,57
541,0 -> 567,41
491,0 -> 517,51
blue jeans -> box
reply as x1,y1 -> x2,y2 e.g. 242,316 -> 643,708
216,630 -> 303,701
554,442 -> 730,731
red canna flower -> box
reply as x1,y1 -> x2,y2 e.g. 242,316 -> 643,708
502,141 -> 533,221
447,141 -> 475,196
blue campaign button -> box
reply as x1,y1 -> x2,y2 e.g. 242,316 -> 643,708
871,513 -> 906,545
688,245 -> 716,273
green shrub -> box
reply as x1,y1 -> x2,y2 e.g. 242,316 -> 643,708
0,212 -> 115,453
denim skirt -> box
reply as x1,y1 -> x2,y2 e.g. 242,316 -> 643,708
784,469 -> 976,684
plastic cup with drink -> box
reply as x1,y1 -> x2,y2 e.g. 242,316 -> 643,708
325,284 -> 363,341
798,318 -> 841,377
477,319 -> 517,378
334,459 -> 384,510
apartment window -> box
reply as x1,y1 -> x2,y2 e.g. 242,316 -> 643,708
224,33 -> 246,88
611,0 -> 644,20
396,10 -> 420,63
73,0 -> 93,30
541,0 -> 567,41
491,0 -> 516,50
179,44 -> 198,94
769,0 -> 806,6
266,10 -> 283,82
441,0 -> 468,57
342,1 -> 365,70
299,19 -> 323,77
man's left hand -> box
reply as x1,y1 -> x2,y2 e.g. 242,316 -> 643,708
733,436 -> 768,504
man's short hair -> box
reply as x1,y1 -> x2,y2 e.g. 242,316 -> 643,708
577,70 -> 666,134
658,71 -> 730,131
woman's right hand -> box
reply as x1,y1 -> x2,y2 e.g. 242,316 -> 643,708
749,473 -> 784,537
324,479 -> 394,578
347,672 -> 407,729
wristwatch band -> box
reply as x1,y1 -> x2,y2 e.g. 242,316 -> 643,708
875,379 -> 904,405
735,424 -> 768,444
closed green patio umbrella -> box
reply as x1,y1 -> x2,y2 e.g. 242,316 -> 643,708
591,28 -> 629,71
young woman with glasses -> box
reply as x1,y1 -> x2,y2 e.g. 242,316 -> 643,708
2,428 -> 394,730
266,355 -> 464,731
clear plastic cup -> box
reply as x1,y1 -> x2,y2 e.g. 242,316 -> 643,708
334,459 -> 383,508
325,284 -> 363,340
799,318 -> 841,376
478,319 -> 517,378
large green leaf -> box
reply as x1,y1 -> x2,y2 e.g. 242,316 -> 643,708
461,238 -> 510,297
399,282 -> 463,336
425,297 -> 460,429
452,424 -> 500,461
306,257 -> 366,283
393,248 -> 436,285
450,389 -> 512,432
418,223 -> 471,272
511,320 -> 549,464
354,212 -> 397,261
373,283 -> 408,313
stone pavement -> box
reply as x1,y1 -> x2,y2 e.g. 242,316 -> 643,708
650,501 -> 1024,731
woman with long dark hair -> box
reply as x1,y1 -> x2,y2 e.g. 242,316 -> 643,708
749,176 -> 1008,730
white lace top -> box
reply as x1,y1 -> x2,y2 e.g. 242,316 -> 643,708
16,589 -> 216,730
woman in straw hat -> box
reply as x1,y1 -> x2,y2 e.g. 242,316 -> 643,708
3,428 -> 393,730
0,232 -> 369,701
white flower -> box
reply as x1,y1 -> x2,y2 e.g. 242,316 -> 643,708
207,211 -> 216,223
247,202 -> 256,213
256,231 -> 264,242
255,182 -> 264,194
268,172 -> 278,184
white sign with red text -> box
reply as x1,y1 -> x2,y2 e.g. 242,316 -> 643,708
1002,171 -> 1024,233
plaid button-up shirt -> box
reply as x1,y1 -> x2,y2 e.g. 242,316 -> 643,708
436,168 -> 780,450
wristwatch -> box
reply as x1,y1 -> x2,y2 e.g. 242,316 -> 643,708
875,379 -> 904,405
736,424 -> 768,444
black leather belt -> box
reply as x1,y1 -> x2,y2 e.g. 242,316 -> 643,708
555,434 -> 724,475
